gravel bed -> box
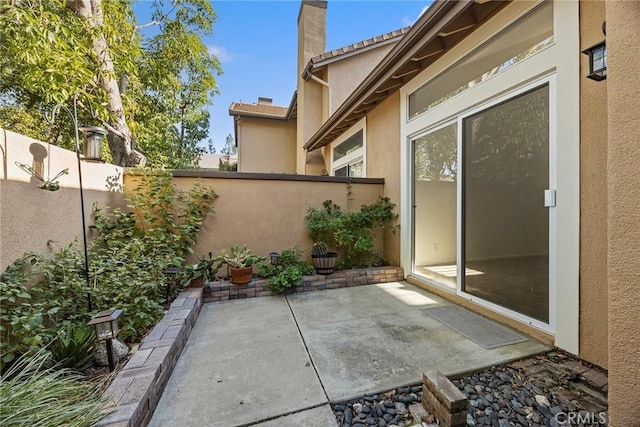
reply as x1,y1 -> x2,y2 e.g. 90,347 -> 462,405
333,352 -> 608,427
452,364 -> 569,427
332,385 -> 429,427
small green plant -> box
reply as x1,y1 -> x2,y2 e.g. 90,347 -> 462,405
261,247 -> 314,294
311,242 -> 328,256
50,323 -> 95,371
0,351 -> 109,426
305,197 -> 399,269
217,245 -> 265,269
181,252 -> 220,286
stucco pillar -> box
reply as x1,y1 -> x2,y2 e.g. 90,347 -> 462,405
606,2 -> 640,426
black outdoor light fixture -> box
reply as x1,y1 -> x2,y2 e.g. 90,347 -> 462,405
46,91 -> 108,312
87,308 -> 122,372
582,21 -> 607,82
269,252 -> 281,265
163,267 -> 181,302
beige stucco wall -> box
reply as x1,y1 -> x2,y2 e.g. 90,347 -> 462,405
578,0 -> 608,369
236,117 -> 296,173
364,93 -> 401,266
605,1 -> 640,425
0,129 -> 125,271
327,43 -> 396,115
124,173 -> 385,264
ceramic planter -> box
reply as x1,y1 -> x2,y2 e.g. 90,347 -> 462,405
229,266 -> 253,284
311,252 -> 338,275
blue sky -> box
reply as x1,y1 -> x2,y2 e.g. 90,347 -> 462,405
136,1 -> 430,153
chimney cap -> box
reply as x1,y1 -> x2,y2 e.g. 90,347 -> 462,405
257,97 -> 273,105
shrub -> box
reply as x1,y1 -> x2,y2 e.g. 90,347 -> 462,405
0,170 -> 218,369
260,247 -> 314,294
305,197 -> 398,269
0,351 -> 108,426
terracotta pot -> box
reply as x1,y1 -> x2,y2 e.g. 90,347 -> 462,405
229,266 -> 253,284
311,252 -> 338,275
186,276 -> 204,288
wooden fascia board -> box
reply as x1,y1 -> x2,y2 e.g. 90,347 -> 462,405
304,0 -> 472,151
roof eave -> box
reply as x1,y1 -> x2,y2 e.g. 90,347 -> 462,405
304,0 -> 510,151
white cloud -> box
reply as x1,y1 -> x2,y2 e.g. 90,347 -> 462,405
208,45 -> 235,63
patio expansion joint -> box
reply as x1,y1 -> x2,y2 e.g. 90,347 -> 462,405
284,293 -> 331,403
230,402 -> 330,427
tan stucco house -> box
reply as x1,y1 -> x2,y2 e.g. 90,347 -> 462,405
230,1 -> 639,423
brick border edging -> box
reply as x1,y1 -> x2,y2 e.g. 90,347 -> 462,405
97,289 -> 203,427
203,266 -> 404,302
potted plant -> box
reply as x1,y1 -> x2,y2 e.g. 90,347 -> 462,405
181,252 -> 220,287
311,242 -> 337,275
218,245 -> 265,284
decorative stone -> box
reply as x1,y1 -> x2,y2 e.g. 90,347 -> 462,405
94,338 -> 129,367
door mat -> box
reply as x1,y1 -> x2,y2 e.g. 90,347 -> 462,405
420,305 -> 528,349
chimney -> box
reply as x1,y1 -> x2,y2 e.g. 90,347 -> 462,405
298,1 -> 327,69
257,97 -> 273,105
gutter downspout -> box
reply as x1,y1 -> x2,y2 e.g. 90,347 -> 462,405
304,73 -> 331,174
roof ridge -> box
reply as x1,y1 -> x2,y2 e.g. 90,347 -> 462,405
310,26 -> 410,64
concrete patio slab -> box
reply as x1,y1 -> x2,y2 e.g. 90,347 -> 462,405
148,297 -> 326,427
149,281 -> 549,426
287,282 -> 550,401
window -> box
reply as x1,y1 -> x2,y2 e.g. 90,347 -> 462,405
408,1 -> 553,119
332,128 -> 365,177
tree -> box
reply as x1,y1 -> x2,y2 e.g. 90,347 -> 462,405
0,0 -> 221,167
221,133 -> 237,156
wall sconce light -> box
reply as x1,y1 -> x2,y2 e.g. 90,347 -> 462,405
87,308 -> 122,372
582,41 -> 607,81
269,252 -> 281,265
582,21 -> 607,82
79,125 -> 107,162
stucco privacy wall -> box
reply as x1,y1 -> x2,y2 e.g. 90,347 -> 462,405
0,129 -> 125,271
123,171 -> 387,264
578,0 -> 608,369
236,117 -> 296,173
605,1 -> 640,425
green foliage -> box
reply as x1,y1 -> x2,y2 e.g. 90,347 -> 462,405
217,245 -> 265,269
260,247 -> 314,294
181,252 -> 220,286
218,158 -> 238,172
0,351 -> 108,427
0,246 -> 89,371
0,170 -> 217,368
306,197 -> 399,269
0,0 -> 221,168
50,323 -> 95,371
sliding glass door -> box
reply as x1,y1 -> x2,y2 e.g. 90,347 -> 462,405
412,83 -> 551,325
462,85 -> 550,323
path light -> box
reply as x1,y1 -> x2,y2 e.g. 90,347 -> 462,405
87,309 -> 122,372
163,267 -> 181,302
269,252 -> 281,265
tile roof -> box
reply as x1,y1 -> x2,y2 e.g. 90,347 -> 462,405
309,27 -> 410,66
229,102 -> 289,119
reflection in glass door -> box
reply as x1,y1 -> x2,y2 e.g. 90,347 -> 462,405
412,123 -> 458,290
462,85 -> 549,322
